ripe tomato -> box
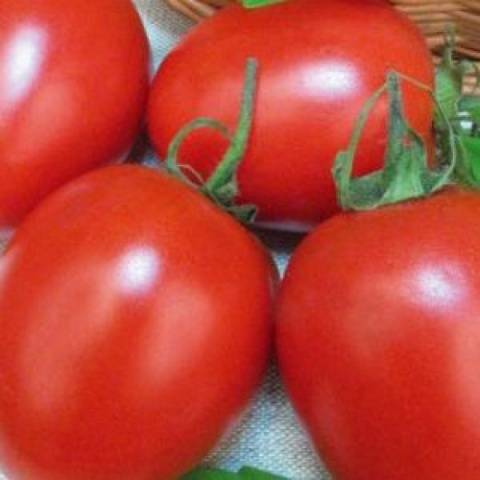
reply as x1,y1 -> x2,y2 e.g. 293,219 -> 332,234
0,0 -> 149,232
276,190 -> 480,480
0,165 -> 274,480
148,0 -> 434,231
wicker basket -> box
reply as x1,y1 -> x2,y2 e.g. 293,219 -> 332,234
166,0 -> 480,91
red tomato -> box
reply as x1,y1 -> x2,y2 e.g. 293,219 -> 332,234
148,0 -> 434,231
276,190 -> 480,479
0,165 -> 274,480
0,0 -> 149,232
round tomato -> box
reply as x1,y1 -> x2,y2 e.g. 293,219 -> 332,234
0,165 -> 274,480
148,0 -> 434,231
276,190 -> 480,479
0,0 -> 149,232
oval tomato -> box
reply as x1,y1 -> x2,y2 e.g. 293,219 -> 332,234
0,0 -> 149,232
0,165 -> 274,480
276,190 -> 480,479
148,0 -> 434,231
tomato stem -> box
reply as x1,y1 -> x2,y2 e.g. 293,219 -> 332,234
165,58 -> 259,223
166,118 -> 231,188
333,72 -> 456,211
202,58 -> 257,194
241,0 -> 286,9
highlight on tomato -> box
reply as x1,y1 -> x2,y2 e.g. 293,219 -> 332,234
0,0 -> 150,233
0,165 -> 275,480
276,46 -> 480,480
148,0 -> 434,231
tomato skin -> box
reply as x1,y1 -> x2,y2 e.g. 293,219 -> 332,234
148,0 -> 434,231
0,165 -> 274,480
0,0 -> 149,231
276,190 -> 480,479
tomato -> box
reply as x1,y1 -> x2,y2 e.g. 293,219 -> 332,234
0,165 -> 274,480
0,0 -> 149,232
276,190 -> 480,479
147,0 -> 434,232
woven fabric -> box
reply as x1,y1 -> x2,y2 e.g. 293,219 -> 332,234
0,2 -> 331,478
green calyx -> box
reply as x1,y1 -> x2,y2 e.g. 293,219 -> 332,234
333,28 -> 480,212
333,72 -> 455,211
182,466 -> 288,480
166,58 -> 258,223
435,28 -> 480,188
241,0 -> 286,9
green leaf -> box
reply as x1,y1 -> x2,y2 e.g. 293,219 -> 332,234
435,48 -> 464,127
237,467 -> 287,480
434,28 -> 479,133
241,0 -> 286,9
432,33 -> 480,188
182,468 -> 239,480
454,135 -> 480,186
434,28 -> 480,134
182,466 -> 288,480
225,203 -> 258,223
334,72 -> 455,211
458,96 -> 480,126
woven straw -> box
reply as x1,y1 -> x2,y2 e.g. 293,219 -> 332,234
165,0 -> 480,92
165,0 -> 480,54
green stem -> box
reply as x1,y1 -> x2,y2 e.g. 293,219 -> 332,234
164,58 -> 259,223
334,71 -> 456,211
202,58 -> 258,194
334,82 -> 388,209
166,118 -> 231,188
396,72 -> 454,139
241,0 -> 286,9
